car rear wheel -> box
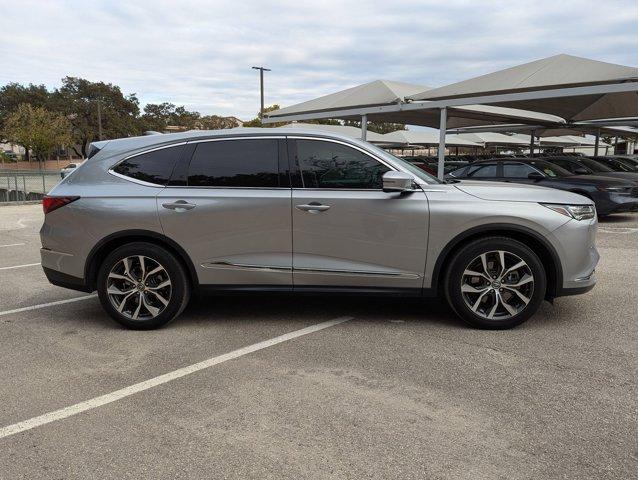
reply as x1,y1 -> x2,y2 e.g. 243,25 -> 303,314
444,237 -> 546,329
97,242 -> 190,330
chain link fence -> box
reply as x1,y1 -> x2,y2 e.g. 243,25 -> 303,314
0,170 -> 61,203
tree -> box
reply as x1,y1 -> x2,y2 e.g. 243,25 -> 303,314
141,103 -> 201,132
243,104 -> 285,127
0,83 -> 53,159
54,77 -> 141,157
2,104 -> 71,166
199,114 -> 240,130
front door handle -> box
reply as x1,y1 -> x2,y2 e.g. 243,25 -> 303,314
162,200 -> 196,211
296,202 -> 331,213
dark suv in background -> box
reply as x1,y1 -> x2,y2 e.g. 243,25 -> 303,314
447,158 -> 638,215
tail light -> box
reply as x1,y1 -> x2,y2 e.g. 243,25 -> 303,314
42,196 -> 80,214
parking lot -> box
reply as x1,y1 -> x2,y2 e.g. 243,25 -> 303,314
0,203 -> 636,479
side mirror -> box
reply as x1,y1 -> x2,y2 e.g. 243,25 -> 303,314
383,171 -> 415,193
574,167 -> 589,175
527,172 -> 544,181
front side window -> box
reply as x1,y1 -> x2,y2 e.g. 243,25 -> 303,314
295,139 -> 390,189
502,163 -> 538,178
188,139 -> 280,187
113,145 -> 184,185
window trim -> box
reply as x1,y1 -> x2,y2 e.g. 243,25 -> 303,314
287,136 -> 397,191
108,142 -> 188,187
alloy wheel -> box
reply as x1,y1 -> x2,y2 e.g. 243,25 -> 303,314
106,255 -> 172,321
460,250 -> 534,320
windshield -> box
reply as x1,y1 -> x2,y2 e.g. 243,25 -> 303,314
363,143 -> 443,184
526,160 -> 572,178
579,158 -> 614,172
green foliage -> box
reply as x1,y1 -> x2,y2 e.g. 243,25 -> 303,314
2,104 -> 71,162
55,77 -> 141,157
141,103 -> 240,132
0,83 -> 52,140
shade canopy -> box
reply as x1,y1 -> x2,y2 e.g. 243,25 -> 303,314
380,130 -> 480,147
264,79 -> 564,128
455,132 -> 530,147
407,54 -> 638,122
275,122 -> 387,142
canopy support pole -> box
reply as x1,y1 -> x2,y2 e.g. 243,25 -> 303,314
437,107 -> 447,180
594,129 -> 600,156
529,131 -> 535,157
361,115 -> 367,141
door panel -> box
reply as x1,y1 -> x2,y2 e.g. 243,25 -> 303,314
158,188 -> 292,285
292,189 -> 429,289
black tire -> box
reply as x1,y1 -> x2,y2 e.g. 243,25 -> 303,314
97,242 -> 190,330
444,236 -> 546,329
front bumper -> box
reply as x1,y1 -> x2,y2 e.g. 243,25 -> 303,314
595,192 -> 638,215
552,217 -> 599,297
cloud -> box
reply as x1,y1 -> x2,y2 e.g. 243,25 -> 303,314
1,0 -> 637,120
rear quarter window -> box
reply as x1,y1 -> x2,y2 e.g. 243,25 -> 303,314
113,145 -> 184,185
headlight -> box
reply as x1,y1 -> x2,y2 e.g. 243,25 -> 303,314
541,203 -> 596,220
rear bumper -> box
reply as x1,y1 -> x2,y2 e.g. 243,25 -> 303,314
42,266 -> 92,292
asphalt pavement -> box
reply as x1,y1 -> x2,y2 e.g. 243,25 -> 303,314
0,204 -> 636,479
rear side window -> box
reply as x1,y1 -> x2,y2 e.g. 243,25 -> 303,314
295,139 -> 389,189
467,164 -> 497,178
113,145 -> 183,185
188,139 -> 280,187
502,163 -> 537,178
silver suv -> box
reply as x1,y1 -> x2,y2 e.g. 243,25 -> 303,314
40,129 -> 599,330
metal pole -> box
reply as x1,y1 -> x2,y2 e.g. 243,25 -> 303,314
361,114 -> 367,141
251,66 -> 271,120
97,99 -> 103,141
614,136 -> 619,155
594,129 -> 600,156
529,131 -> 535,157
42,172 -> 46,195
437,107 -> 447,181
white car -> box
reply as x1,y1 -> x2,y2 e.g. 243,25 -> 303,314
60,161 -> 85,179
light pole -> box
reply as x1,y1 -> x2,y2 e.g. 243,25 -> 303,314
251,66 -> 271,120
97,98 -> 103,141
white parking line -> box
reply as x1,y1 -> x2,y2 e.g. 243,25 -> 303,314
0,316 -> 352,439
0,243 -> 26,248
0,294 -> 97,318
0,262 -> 41,271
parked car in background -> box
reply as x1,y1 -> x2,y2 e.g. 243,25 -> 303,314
542,156 -> 638,183
447,158 -> 638,216
60,161 -> 84,179
41,129 -> 599,331
592,156 -> 638,173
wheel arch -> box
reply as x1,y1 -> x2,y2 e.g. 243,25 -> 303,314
85,229 -> 199,291
431,224 -> 563,300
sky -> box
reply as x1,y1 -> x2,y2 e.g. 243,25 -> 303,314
1,0 -> 638,121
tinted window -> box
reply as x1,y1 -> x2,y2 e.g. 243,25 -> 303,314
113,146 -> 183,185
188,139 -> 280,187
503,163 -> 538,178
295,140 -> 389,189
579,158 -> 613,172
468,164 -> 497,178
526,160 -> 571,178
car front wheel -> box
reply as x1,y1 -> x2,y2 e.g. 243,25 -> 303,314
97,242 -> 190,330
444,237 -> 547,329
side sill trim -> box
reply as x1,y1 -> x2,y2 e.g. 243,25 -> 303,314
201,261 -> 421,279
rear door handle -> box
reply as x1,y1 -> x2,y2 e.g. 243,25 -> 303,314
296,203 -> 331,213
162,200 -> 196,211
